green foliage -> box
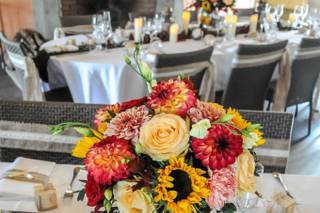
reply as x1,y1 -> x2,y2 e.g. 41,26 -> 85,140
50,122 -> 92,136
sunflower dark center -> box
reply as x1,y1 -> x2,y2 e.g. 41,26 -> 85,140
217,138 -> 229,151
168,169 -> 192,202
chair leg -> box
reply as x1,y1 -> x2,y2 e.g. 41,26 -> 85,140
308,102 -> 313,136
267,101 -> 271,111
295,104 -> 299,118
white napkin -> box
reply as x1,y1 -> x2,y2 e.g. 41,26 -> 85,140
0,157 -> 56,212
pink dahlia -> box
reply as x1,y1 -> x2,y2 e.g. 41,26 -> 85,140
105,106 -> 150,143
206,167 -> 237,210
147,79 -> 197,116
191,124 -> 243,170
85,136 -> 136,185
188,101 -> 225,123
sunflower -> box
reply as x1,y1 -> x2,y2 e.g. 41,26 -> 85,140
252,129 -> 265,147
72,130 -> 104,158
154,158 -> 209,213
201,0 -> 212,13
226,108 -> 249,130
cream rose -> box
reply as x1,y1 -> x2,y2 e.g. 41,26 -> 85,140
236,151 -> 256,194
138,113 -> 190,161
113,181 -> 154,213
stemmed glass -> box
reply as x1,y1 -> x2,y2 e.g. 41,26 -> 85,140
274,5 -> 284,23
91,14 -> 104,51
294,4 -> 310,28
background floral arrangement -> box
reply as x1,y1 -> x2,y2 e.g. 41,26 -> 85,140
190,0 -> 236,13
51,46 -> 265,213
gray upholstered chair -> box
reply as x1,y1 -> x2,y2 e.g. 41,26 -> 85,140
153,46 -> 214,101
0,32 -> 73,102
220,40 -> 288,110
0,32 -> 25,91
240,110 -> 294,173
60,15 -> 92,27
266,38 -> 320,136
0,101 -> 101,164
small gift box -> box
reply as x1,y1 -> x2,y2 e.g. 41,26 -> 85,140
35,183 -> 58,211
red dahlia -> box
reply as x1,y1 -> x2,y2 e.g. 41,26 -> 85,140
191,124 -> 243,170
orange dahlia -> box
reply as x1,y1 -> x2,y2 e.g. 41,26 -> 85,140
85,136 -> 136,185
147,79 -> 197,116
191,124 -> 243,170
94,104 -> 121,130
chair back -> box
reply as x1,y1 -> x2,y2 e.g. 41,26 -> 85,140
60,15 -> 92,27
222,40 -> 288,110
0,32 -> 25,91
154,46 -> 214,101
0,32 -> 44,101
240,110 -> 294,173
286,38 -> 320,106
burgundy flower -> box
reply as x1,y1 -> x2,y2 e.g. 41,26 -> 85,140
85,174 -> 106,207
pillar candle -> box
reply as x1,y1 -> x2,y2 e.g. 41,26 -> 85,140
182,11 -> 191,35
249,14 -> 258,34
134,17 -> 143,43
169,23 -> 179,43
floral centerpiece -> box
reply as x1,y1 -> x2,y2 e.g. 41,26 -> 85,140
51,45 -> 265,213
188,0 -> 236,26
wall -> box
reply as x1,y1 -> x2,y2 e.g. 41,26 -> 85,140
0,0 -> 35,39
32,0 -> 61,39
309,0 -> 320,8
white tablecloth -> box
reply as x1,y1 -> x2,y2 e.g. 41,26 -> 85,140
43,32 -> 304,104
0,162 -> 319,213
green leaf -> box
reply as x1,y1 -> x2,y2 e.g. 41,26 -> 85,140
124,55 -> 131,65
178,74 -> 185,80
246,123 -> 262,132
104,188 -> 113,200
135,142 -> 143,155
77,188 -> 86,202
74,127 -> 94,137
221,203 -> 237,213
190,119 -> 211,139
220,114 -> 235,123
140,61 -> 153,82
103,199 -> 112,213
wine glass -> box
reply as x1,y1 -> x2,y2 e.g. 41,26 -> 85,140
91,15 -> 104,51
274,4 -> 284,22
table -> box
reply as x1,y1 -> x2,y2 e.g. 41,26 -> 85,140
43,31 -> 304,104
0,162 -> 319,213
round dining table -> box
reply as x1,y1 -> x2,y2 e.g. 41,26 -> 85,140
42,31 -> 304,104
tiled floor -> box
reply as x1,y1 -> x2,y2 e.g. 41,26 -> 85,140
0,71 -> 319,175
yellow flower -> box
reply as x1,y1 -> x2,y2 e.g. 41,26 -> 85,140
71,130 -> 103,158
227,108 -> 249,130
155,158 -> 209,213
236,152 -> 256,195
252,129 -> 265,147
201,0 -> 212,13
113,181 -> 155,213
138,113 -> 190,161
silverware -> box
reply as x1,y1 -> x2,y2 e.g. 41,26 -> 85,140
272,172 -> 294,199
63,167 -> 80,198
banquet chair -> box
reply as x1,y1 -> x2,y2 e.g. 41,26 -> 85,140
240,110 -> 294,173
60,15 -> 92,27
266,38 -> 320,137
219,40 -> 288,110
0,32 -> 73,102
0,101 -> 101,164
154,46 -> 214,101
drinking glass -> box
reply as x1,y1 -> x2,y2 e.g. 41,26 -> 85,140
92,15 -> 104,51
275,5 -> 284,22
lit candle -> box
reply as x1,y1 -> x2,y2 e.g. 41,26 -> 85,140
249,14 -> 258,34
169,23 -> 179,43
134,17 -> 143,43
182,11 -> 191,35
225,13 -> 238,38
